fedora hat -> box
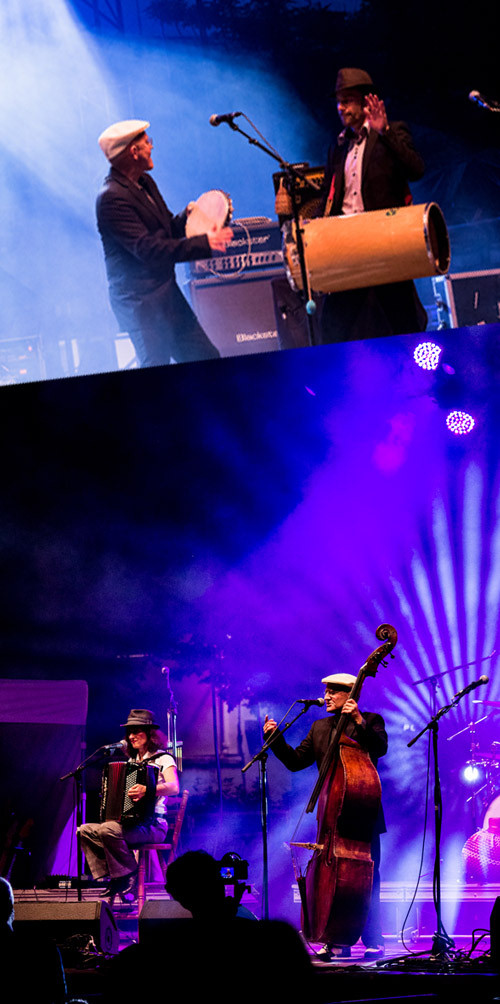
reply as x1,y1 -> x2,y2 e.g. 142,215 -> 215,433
334,68 -> 373,96
120,708 -> 159,729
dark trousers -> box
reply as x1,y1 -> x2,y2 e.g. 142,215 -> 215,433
320,281 -> 427,342
361,833 -> 383,948
117,286 -> 220,367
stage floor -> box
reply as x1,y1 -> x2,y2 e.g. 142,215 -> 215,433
13,885 -> 499,1002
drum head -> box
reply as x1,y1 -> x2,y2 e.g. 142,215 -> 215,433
185,190 -> 232,237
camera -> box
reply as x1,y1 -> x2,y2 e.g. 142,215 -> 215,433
216,852 -> 249,900
217,851 -> 248,882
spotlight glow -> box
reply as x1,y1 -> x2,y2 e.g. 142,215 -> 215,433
462,764 -> 482,783
446,411 -> 476,435
414,342 -> 442,370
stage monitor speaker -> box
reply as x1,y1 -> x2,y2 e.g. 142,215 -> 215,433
189,268 -> 284,357
138,898 -> 192,944
433,269 -> 500,327
13,900 -> 119,954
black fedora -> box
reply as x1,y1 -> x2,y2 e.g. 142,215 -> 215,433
120,708 -> 160,729
333,67 -> 374,97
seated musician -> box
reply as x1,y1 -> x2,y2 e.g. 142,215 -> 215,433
79,708 -> 179,903
263,673 -> 387,960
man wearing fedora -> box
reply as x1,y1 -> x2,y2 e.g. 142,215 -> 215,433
79,709 -> 179,904
96,120 -> 232,367
318,67 -> 428,342
263,672 -> 387,960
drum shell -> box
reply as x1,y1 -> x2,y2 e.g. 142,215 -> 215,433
284,203 -> 450,294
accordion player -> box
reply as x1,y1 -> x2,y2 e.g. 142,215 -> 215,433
79,708 -> 179,904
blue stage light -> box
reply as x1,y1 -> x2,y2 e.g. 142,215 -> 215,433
446,410 -> 476,435
413,341 -> 442,370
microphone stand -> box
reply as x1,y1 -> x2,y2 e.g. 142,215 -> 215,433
60,744 -> 125,901
216,115 -> 320,347
407,685 -> 479,960
241,703 -> 316,919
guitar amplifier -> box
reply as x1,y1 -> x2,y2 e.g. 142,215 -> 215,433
188,218 -> 283,277
188,266 -> 285,357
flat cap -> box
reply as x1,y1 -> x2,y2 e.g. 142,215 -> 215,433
98,119 -> 150,161
321,673 -> 357,689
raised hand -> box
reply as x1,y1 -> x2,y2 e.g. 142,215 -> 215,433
364,93 -> 389,134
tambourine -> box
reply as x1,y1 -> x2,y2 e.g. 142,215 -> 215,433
185,189 -> 233,238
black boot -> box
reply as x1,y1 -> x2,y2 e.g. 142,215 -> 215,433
116,868 -> 138,903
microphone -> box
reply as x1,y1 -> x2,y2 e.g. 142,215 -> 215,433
209,111 -> 242,127
454,675 -> 489,700
469,91 -> 500,112
102,740 -> 126,752
296,698 -> 325,707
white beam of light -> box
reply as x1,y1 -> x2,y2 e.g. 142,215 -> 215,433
463,463 -> 483,664
483,473 -> 500,665
432,494 -> 460,667
410,550 -> 449,678
0,1 -> 117,218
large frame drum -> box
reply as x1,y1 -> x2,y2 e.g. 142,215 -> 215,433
284,203 -> 450,294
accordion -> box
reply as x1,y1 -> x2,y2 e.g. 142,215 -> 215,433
100,761 -> 159,825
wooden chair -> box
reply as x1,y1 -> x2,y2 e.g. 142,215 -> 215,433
135,789 -> 189,912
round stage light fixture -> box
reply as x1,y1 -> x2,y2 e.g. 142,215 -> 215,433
446,410 -> 475,435
413,341 -> 442,370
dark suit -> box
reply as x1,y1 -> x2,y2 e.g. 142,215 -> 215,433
270,710 -> 387,947
319,121 -> 428,341
96,168 -> 220,366
269,711 -> 387,831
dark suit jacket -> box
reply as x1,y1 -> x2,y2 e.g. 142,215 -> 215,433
319,121 -> 425,217
270,711 -> 388,833
96,169 -> 216,363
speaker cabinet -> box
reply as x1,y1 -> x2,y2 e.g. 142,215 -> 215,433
13,900 -> 119,954
138,898 -> 192,944
433,269 -> 500,327
189,269 -> 284,357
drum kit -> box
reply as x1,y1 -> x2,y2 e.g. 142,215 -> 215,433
460,700 -> 500,881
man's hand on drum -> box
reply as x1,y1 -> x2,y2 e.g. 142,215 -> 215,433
208,224 -> 233,253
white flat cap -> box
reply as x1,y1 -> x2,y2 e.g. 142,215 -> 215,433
321,673 -> 357,688
98,119 -> 150,161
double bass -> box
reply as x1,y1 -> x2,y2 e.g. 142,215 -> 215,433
292,624 -> 397,946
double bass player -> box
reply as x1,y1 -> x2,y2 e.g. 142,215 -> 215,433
264,672 -> 387,959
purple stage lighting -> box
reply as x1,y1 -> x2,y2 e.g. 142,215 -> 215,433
413,341 -> 442,370
446,410 -> 476,435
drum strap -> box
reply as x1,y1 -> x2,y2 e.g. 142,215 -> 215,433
323,174 -> 336,217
